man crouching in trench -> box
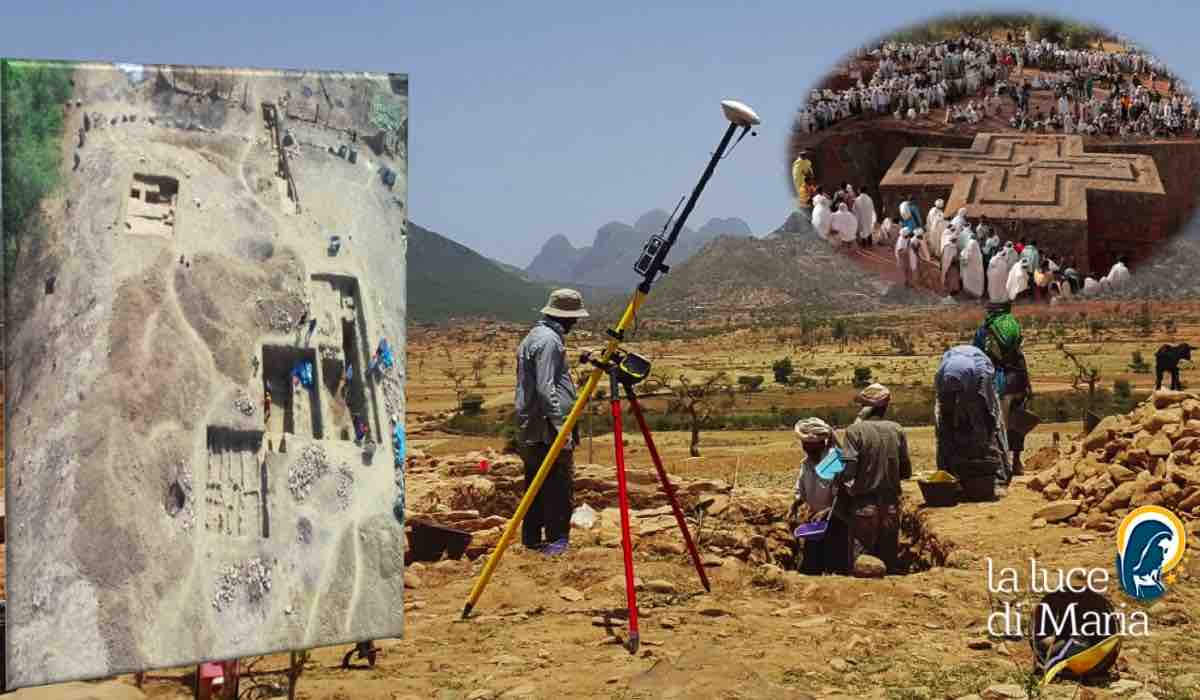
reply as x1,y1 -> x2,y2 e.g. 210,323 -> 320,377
788,384 -> 913,575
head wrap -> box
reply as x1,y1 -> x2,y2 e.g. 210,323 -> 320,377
794,417 -> 834,442
857,383 -> 891,407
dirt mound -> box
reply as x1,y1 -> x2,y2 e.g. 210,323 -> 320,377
404,448 -> 794,565
1027,390 -> 1200,530
403,448 -> 951,574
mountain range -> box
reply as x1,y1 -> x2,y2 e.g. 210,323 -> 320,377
407,209 -> 1200,324
406,210 -> 923,323
525,210 -> 753,289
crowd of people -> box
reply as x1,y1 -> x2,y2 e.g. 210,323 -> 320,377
806,181 -> 1135,303
794,29 -> 1200,140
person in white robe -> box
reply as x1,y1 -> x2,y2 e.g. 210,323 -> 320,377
896,229 -> 913,286
854,189 -> 877,247
1003,242 -> 1020,273
1006,260 -> 1032,301
876,217 -> 894,246
909,232 -> 924,280
811,193 -> 833,241
987,246 -> 1015,303
950,207 -> 968,230
983,232 -> 1001,258
915,229 -> 934,261
831,203 -> 859,246
1105,256 -> 1132,288
961,235 -> 985,298
926,199 -> 946,233
940,224 -> 960,285
957,223 -> 974,253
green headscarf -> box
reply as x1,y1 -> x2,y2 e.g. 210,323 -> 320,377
979,302 -> 1023,364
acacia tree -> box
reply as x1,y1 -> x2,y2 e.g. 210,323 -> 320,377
442,367 -> 469,405
831,318 -> 849,352
658,372 -> 736,457
1060,343 -> 1101,416
442,347 -> 469,405
470,355 -> 487,385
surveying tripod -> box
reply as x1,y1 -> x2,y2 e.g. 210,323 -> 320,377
460,99 -> 760,654
579,347 -> 711,652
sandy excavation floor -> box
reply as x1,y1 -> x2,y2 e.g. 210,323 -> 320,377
3,62 -> 407,688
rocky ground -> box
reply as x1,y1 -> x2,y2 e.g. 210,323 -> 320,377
25,420 -> 1199,700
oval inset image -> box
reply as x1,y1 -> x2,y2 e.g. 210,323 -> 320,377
788,14 -> 1199,303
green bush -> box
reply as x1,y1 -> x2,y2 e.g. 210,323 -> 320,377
737,375 -> 765,392
772,358 -> 794,385
460,394 -> 485,415
2,60 -> 74,283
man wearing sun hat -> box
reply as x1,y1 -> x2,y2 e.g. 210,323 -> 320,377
514,289 -> 589,556
837,383 -> 912,574
788,417 -> 854,575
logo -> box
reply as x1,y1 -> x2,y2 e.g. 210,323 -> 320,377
1115,506 -> 1187,601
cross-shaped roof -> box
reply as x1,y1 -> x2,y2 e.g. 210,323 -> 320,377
881,133 -> 1165,220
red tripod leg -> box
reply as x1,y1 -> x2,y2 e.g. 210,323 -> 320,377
611,380 -> 640,654
627,394 -> 711,592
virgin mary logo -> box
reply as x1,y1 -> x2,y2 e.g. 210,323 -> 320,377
1115,506 -> 1187,601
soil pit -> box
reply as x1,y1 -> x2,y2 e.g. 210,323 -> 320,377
311,273 -> 382,442
262,345 -> 323,439
205,427 -> 267,539
125,173 -> 179,238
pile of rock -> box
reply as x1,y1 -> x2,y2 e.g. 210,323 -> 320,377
404,448 -> 793,565
233,393 -> 255,416
212,557 -> 275,611
1028,390 -> 1200,530
288,444 -> 331,501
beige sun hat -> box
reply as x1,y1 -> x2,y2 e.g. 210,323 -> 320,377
540,288 -> 589,318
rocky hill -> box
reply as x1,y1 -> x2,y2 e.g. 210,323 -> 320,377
525,233 -> 586,284
525,210 -> 752,289
407,222 -> 553,322
640,210 -> 933,319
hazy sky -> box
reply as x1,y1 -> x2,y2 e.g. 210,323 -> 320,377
3,1 -> 1198,266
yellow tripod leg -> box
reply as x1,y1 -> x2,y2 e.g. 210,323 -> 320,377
461,290 -> 646,619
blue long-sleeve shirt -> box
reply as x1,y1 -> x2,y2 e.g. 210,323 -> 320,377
515,318 -> 578,445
